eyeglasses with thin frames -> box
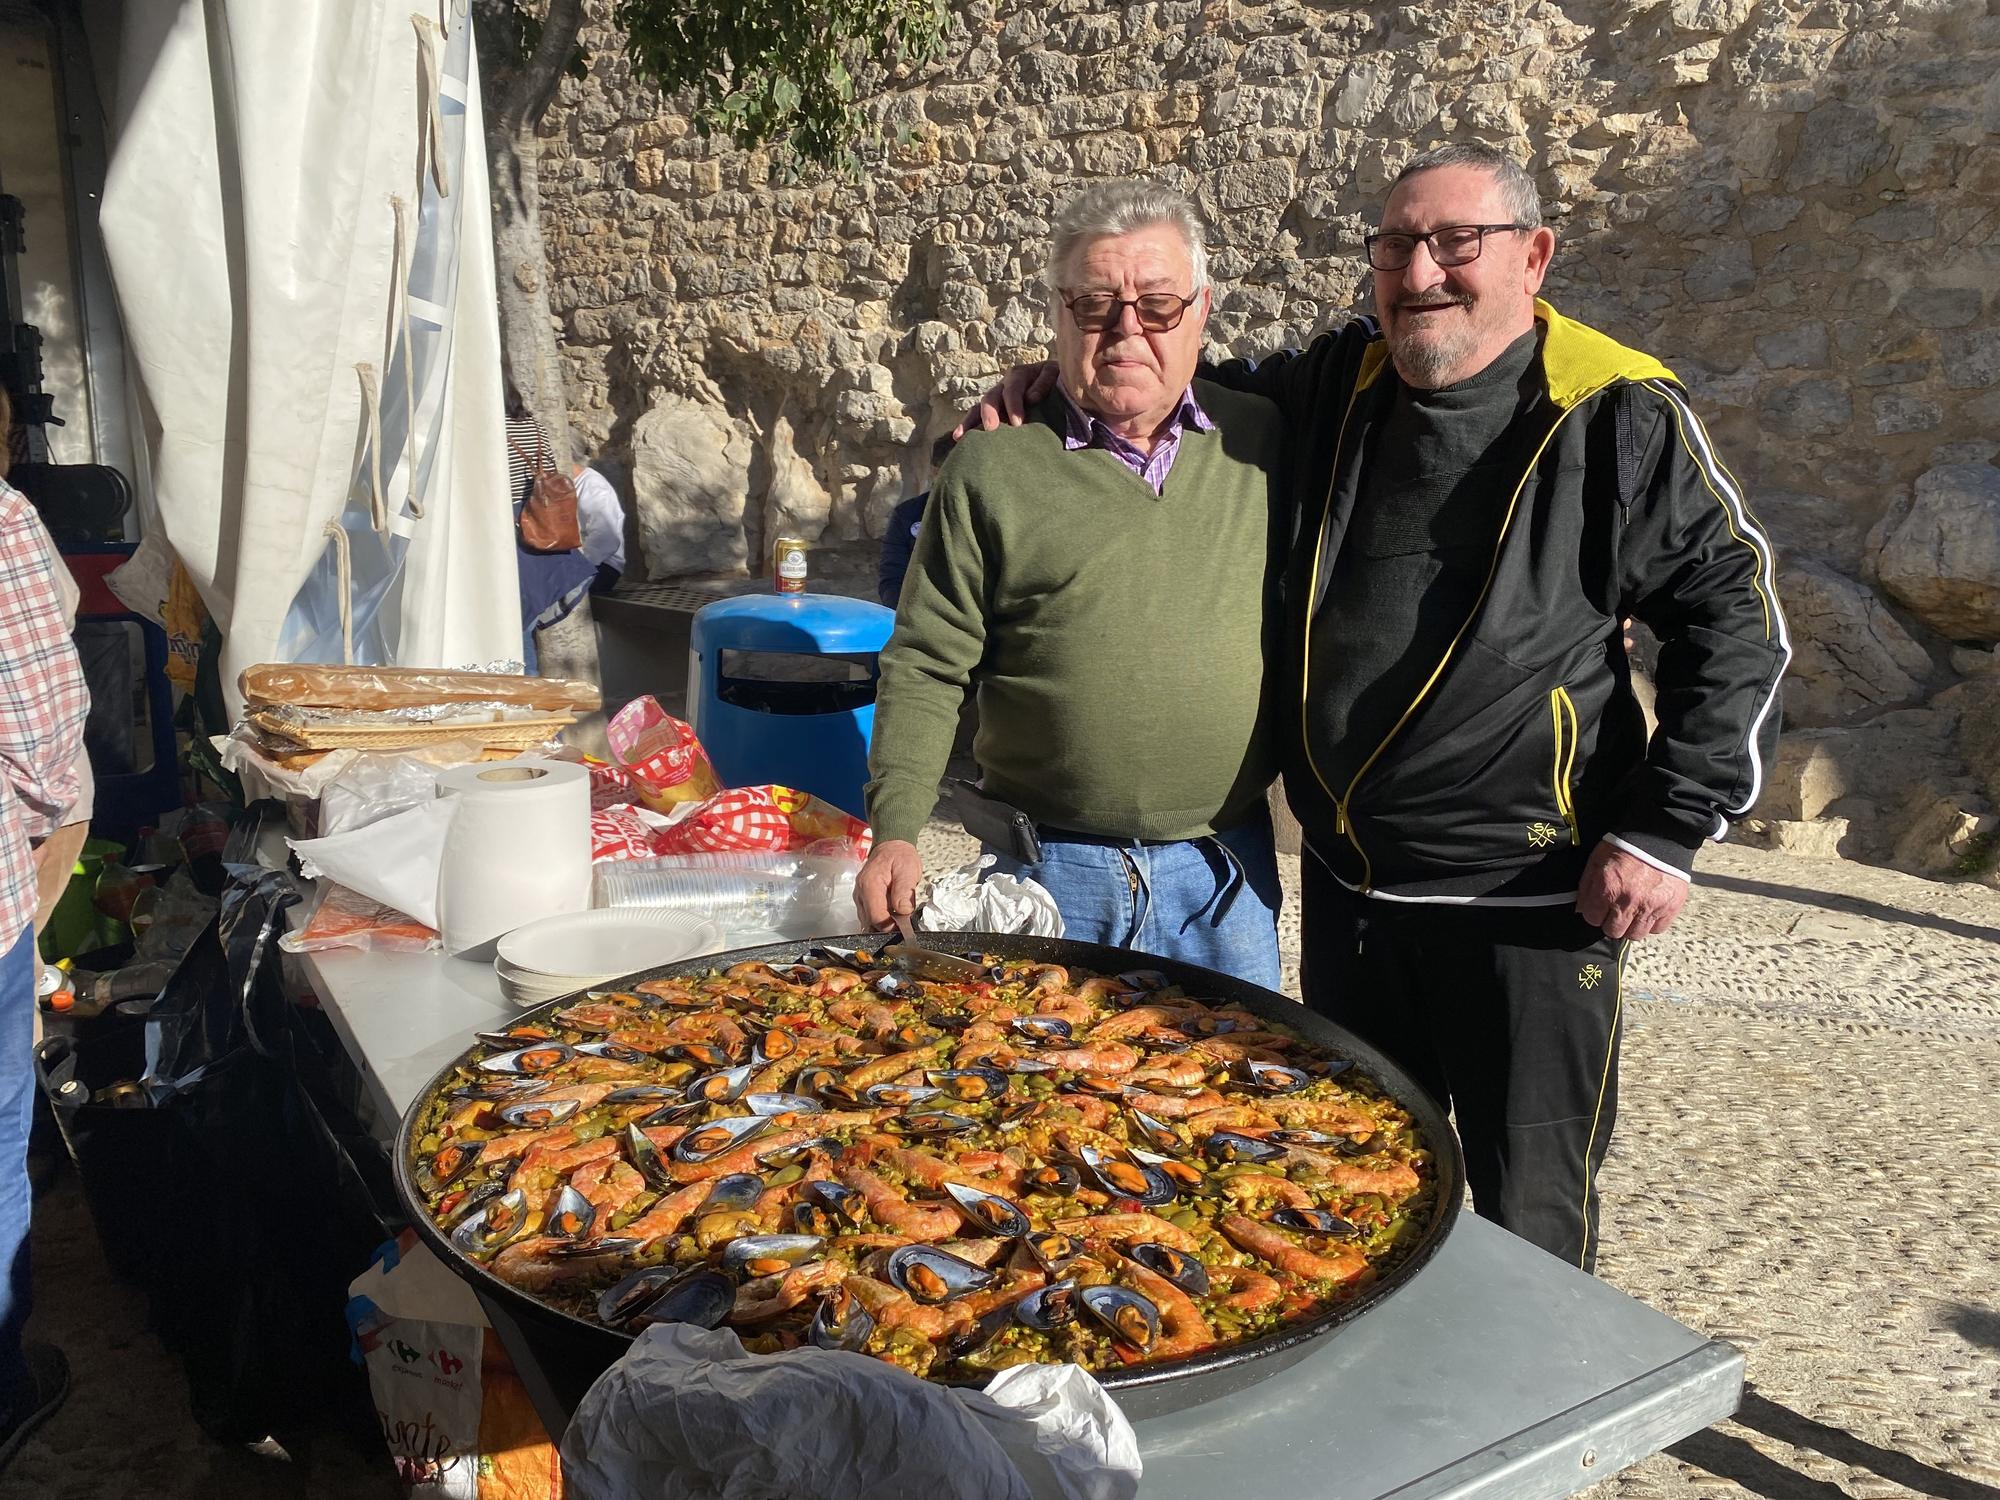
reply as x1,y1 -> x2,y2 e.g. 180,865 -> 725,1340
1058,288 -> 1200,333
1362,223 -> 1530,272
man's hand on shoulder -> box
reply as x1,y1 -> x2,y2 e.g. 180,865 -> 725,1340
953,361 -> 1059,438
854,839 -> 925,931
1576,841 -> 1688,940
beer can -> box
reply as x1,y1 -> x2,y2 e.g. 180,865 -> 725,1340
773,535 -> 809,594
95,1082 -> 148,1109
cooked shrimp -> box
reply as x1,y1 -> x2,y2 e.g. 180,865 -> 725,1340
1127,1055 -> 1207,1089
835,1160 -> 962,1241
810,968 -> 865,995
731,1260 -> 843,1323
1322,1159 -> 1422,1202
1116,1255 -> 1214,1358
567,1157 -> 649,1224
666,1127 -> 814,1184
1053,1213 -> 1200,1252
1087,1004 -> 1201,1040
1033,1042 -> 1141,1074
1255,1096 -> 1379,1134
1206,1263 -> 1283,1312
844,1274 -> 971,1341
827,998 -> 899,1036
1220,1213 -> 1367,1283
475,1122 -> 576,1168
507,1137 -> 619,1204
620,1179 -> 716,1243
1121,1090 -> 1226,1119
844,1042 -> 948,1089
1185,1105 -> 1280,1134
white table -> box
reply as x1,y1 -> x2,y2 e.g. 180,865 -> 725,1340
295,938 -> 1741,1498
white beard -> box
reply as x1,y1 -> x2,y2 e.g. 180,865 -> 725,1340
1387,310 -> 1479,389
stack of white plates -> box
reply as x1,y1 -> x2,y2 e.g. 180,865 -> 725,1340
493,909 -> 724,1008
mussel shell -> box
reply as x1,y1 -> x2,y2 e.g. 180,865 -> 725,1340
922,1009 -> 973,1034
1272,1208 -> 1363,1238
475,1027 -> 554,1048
450,1188 -> 531,1257
1125,1107 -> 1181,1152
1079,1284 -> 1160,1352
548,1235 -> 645,1262
754,1133 -> 841,1169
686,1063 -> 758,1104
743,1091 -> 824,1118
873,972 -> 924,1000
793,1065 -> 844,1099
1178,1014 -> 1251,1038
807,1286 -> 875,1352
1062,1073 -> 1133,1098
1267,1128 -> 1343,1148
633,1269 -> 736,1330
1014,1279 -> 1080,1330
886,1244 -> 995,1304
1240,1060 -> 1311,1094
1131,1147 -> 1205,1193
1202,1130 -> 1286,1165
597,1266 -> 683,1327
701,1172 -> 766,1213
940,1303 -> 1015,1364
672,1114 -> 772,1163
752,1027 -> 800,1063
895,1111 -> 980,1138
420,1141 -> 480,1194
1023,1229 -> 1081,1275
1117,969 -> 1171,993
721,1234 -> 825,1277
925,1066 -> 1008,1103
477,1043 -> 575,1075
437,1177 -> 507,1230
1011,1016 -> 1072,1046
1023,1162 -> 1081,1196
574,1040 -> 652,1065
808,944 -> 867,970
623,1121 -> 674,1187
1309,1058 -> 1357,1079
1128,1242 -> 1210,1295
996,1098 -> 1049,1132
1080,1146 -> 1175,1207
817,1081 -> 868,1109
495,1096 -> 581,1130
545,1183 -> 596,1240
1004,1056 -> 1058,1075
943,1181 -> 1031,1238
604,1084 -> 683,1105
447,1077 -> 550,1103
654,989 -> 718,1011
1338,1131 -> 1386,1156
866,1083 -> 942,1108
636,1100 -> 705,1128
663,1042 -> 738,1070
774,964 -> 822,986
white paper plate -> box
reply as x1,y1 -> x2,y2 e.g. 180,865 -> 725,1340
496,908 -> 724,985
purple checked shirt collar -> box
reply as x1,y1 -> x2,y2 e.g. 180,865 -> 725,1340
1057,383 -> 1214,496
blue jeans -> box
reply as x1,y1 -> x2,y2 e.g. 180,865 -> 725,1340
986,812 -> 1282,989
0,925 -> 34,1395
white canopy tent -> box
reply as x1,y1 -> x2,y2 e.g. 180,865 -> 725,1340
86,0 -> 518,705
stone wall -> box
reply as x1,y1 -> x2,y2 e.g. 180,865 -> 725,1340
536,0 -> 2000,879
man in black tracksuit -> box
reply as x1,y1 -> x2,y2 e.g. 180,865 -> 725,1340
1205,145 -> 1790,1269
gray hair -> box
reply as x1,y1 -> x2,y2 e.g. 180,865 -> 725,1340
1388,143 -> 1543,229
1047,181 -> 1210,295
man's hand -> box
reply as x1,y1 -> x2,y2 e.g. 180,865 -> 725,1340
952,361 -> 1060,438
1576,842 -> 1688,940
854,839 -> 924,931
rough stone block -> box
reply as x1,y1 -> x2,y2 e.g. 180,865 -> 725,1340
1784,101 -> 1894,190
1876,463 -> 2000,640
1779,559 -> 1933,724
1755,322 -> 1829,370
1685,242 -> 1756,302
1940,328 -> 2000,389
631,397 -> 753,576
1764,816 -> 1853,858
1873,393 -> 1944,435
1214,159 -> 1297,210
1849,201 -> 1937,241
1759,377 -> 1852,437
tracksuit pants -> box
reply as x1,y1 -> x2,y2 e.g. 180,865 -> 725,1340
1300,854 -> 1626,1272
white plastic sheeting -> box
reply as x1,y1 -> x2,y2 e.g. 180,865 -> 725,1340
92,0 -> 517,704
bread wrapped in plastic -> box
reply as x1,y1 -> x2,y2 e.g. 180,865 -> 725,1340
239,663 -> 601,713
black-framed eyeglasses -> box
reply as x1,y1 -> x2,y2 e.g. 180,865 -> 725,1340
1059,288 -> 1200,332
1363,223 -> 1530,272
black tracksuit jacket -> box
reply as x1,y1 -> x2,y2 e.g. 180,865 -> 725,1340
1210,300 -> 1790,902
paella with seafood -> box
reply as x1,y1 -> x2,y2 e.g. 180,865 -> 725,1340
407,948 -> 1438,1379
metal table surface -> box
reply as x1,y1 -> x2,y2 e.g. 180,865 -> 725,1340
297,942 -> 1740,1499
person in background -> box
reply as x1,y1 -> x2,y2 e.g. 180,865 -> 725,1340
0,384 -> 86,1466
569,433 -> 627,595
856,181 -> 1289,987
505,379 -> 594,674
876,433 -> 956,608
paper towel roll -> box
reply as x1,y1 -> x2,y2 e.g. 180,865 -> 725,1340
435,759 -> 592,954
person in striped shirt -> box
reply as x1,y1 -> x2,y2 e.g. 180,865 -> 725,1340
0,384 -> 88,1463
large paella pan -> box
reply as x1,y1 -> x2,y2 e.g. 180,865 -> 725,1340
395,934 -> 1463,1418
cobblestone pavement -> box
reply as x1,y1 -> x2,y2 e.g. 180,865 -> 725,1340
4,837 -> 1995,1497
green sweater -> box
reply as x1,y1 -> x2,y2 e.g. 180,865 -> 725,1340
865,380 -> 1286,847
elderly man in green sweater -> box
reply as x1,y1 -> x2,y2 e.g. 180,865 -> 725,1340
854,181 -> 1289,986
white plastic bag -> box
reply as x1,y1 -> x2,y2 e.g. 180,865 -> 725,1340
344,1232 -> 563,1497
919,855 -> 1064,937
560,1324 -> 1139,1500
287,796 -> 458,929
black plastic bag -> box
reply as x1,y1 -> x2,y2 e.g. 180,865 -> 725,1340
37,845 -> 400,1442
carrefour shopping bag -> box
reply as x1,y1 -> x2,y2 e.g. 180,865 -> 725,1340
347,1230 -> 563,1498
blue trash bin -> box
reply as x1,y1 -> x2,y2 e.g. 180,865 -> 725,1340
686,595 -> 897,818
